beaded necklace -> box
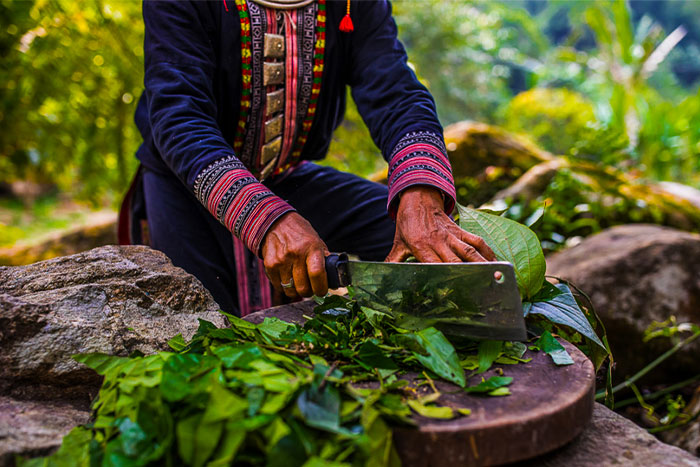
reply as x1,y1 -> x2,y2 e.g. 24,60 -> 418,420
233,0 -> 253,154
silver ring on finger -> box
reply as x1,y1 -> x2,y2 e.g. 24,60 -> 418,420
281,278 -> 295,289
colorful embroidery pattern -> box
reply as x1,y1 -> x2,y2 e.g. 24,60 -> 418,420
194,0 -> 328,254
281,0 -> 325,172
241,0 -> 268,166
193,156 -> 295,253
387,131 -> 457,217
233,0 -> 252,156
234,0 -> 321,178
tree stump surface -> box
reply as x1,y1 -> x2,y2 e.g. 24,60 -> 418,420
245,301 -> 596,466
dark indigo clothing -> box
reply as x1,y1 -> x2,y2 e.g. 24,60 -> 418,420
143,162 -> 395,315
133,0 -> 458,314
135,0 -> 450,220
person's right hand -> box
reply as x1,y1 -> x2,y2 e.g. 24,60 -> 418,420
261,212 -> 329,299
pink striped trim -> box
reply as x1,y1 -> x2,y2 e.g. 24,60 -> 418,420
387,134 -> 457,218
278,10 -> 300,170
391,143 -> 450,166
233,237 -> 251,316
204,166 -> 294,254
206,168 -> 250,212
242,196 -> 296,254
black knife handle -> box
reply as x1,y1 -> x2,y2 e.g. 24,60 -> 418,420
325,253 -> 351,289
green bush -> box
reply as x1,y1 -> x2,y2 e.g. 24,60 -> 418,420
504,88 -> 597,156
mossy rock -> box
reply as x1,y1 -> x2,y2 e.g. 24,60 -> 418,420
443,121 -> 553,179
367,121 -> 553,186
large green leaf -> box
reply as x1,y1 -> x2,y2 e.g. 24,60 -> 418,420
176,414 -> 224,467
394,327 -> 466,387
296,386 -> 341,434
457,205 -> 545,299
526,282 -> 605,350
357,341 -> 398,370
72,353 -> 131,375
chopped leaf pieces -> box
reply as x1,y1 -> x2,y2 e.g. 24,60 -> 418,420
33,276 -> 595,466
534,331 -> 575,366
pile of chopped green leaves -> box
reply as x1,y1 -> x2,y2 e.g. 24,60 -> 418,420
24,297 -> 523,467
23,205 -> 611,466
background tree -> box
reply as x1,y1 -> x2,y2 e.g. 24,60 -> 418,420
1,0 -> 143,203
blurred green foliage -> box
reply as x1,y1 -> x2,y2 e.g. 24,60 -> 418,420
1,0 -> 143,204
0,195 -> 88,246
1,0 -> 699,204
393,0 -> 547,124
504,88 -> 597,156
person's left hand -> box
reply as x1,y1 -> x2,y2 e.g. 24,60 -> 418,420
385,186 -> 497,263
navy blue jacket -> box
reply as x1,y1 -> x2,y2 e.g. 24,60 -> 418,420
135,0 -> 455,253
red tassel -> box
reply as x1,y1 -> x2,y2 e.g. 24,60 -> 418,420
339,14 -> 353,33
223,0 -> 229,12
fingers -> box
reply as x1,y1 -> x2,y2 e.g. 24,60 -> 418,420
281,268 -> 299,299
411,245 -> 442,263
266,263 -> 282,293
306,249 -> 329,296
384,241 -> 412,263
260,212 -> 330,298
291,247 -> 329,298
449,237 -> 488,263
457,229 -> 497,261
291,259 -> 311,298
434,240 -> 463,263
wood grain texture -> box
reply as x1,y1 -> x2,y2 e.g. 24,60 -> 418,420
391,339 -> 594,466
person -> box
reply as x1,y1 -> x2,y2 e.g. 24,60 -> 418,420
120,0 -> 495,317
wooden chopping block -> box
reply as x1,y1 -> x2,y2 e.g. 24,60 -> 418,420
244,301 -> 596,466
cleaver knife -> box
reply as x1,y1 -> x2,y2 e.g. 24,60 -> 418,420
324,253 -> 527,341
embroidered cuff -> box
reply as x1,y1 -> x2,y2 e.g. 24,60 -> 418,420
194,155 -> 296,254
387,131 -> 457,218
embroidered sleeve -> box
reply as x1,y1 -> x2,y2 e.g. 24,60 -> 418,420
194,156 -> 295,255
387,131 -> 457,218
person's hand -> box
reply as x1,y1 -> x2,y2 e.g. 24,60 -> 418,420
385,186 -> 497,263
261,212 -> 329,298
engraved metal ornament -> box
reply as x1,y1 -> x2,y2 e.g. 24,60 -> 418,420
263,62 -> 284,86
264,33 -> 285,59
266,89 -> 284,116
264,114 -> 284,143
260,157 -> 279,180
261,136 -> 282,166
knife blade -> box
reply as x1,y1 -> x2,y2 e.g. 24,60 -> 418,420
325,253 -> 527,341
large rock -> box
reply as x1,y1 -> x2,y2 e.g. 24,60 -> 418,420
443,121 -> 553,178
547,225 -> 700,382
0,396 -> 90,466
0,245 -> 227,401
526,403 -> 699,466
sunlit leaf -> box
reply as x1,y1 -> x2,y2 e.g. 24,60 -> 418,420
394,327 -> 466,387
457,205 -> 545,299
